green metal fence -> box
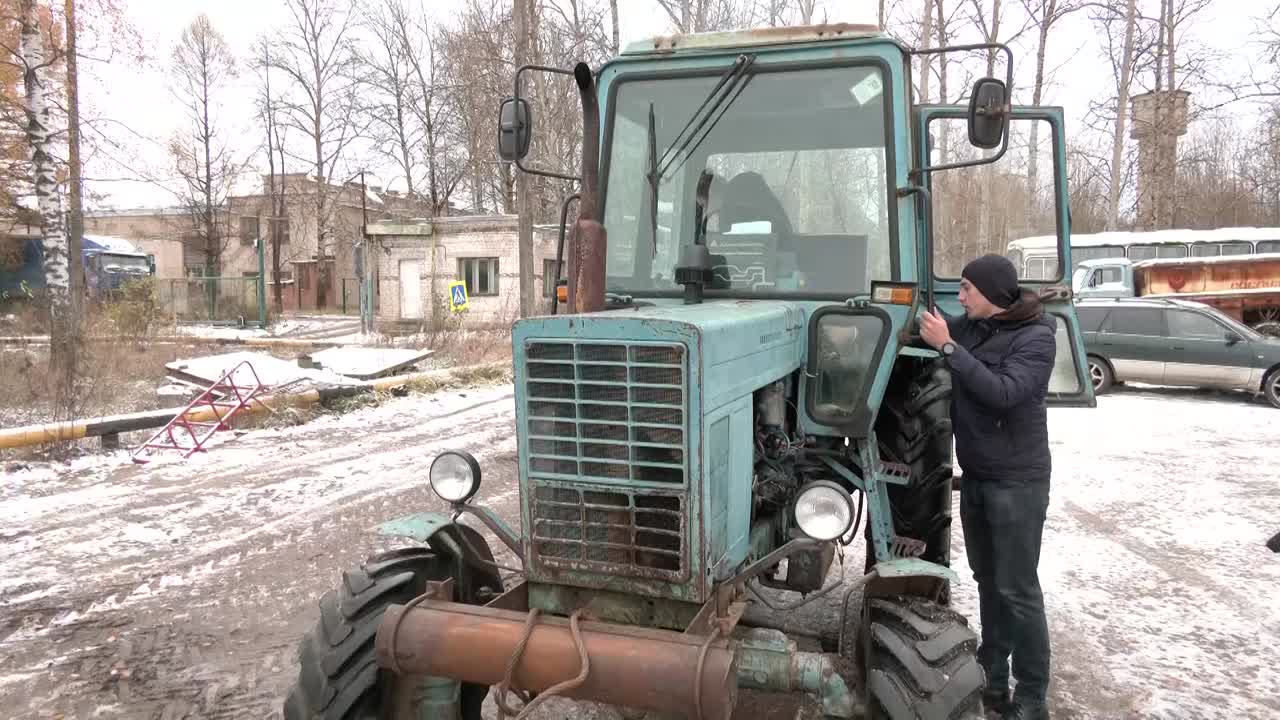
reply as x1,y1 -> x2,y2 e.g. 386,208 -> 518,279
155,276 -> 263,324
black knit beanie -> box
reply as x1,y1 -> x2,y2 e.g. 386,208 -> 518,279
961,254 -> 1020,308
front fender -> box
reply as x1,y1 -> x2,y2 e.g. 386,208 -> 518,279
866,557 -> 959,601
376,511 -> 455,543
375,512 -> 505,598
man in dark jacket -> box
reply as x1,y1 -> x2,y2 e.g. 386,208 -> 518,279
918,254 -> 1057,720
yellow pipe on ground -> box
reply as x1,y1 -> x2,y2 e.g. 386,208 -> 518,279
0,362 -> 507,451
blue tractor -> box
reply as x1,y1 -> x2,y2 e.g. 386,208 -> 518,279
285,24 -> 1095,720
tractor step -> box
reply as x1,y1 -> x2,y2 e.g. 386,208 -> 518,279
889,535 -> 927,558
875,460 -> 912,486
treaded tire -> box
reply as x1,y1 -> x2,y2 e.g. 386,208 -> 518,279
863,596 -> 984,720
868,358 -> 955,583
1088,355 -> 1114,394
1264,368 -> 1280,410
283,546 -> 493,720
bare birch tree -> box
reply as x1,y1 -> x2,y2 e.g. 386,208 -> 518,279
18,0 -> 72,370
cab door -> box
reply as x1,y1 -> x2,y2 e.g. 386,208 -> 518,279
915,104 -> 1096,407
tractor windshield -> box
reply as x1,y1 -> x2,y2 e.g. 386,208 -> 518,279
602,63 -> 894,296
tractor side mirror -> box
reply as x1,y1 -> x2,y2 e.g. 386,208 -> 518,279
497,97 -> 532,162
967,77 -> 1008,150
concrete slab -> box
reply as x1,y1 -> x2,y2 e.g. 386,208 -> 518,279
165,351 -> 365,389
306,347 -> 435,380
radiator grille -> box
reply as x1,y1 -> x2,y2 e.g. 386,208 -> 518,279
531,483 -> 685,580
523,341 -> 686,486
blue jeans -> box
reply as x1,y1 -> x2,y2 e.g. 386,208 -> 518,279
960,475 -> 1051,704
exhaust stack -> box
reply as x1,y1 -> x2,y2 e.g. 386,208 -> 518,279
567,62 -> 607,315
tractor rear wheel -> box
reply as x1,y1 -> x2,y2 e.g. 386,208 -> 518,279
863,596 -> 984,720
869,358 -> 955,594
284,532 -> 503,720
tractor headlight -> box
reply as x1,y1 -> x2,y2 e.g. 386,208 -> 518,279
429,451 -> 482,504
794,481 -> 855,541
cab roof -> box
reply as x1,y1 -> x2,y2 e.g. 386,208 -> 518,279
622,23 -> 886,56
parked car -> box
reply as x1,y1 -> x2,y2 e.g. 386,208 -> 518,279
1076,297 -> 1280,408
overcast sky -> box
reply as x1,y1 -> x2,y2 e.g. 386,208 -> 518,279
78,0 -> 1265,212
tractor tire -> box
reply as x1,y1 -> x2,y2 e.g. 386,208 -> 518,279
284,540 -> 501,720
863,596 -> 984,720
869,358 -> 955,587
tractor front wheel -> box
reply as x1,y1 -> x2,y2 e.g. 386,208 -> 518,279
862,595 -> 985,720
284,538 -> 502,720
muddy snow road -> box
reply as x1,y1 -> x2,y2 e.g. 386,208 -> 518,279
2,383 -> 1279,719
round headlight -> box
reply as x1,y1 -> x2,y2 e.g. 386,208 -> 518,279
794,481 -> 855,541
429,451 -> 482,504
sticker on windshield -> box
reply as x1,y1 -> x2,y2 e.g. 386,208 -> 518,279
850,74 -> 883,105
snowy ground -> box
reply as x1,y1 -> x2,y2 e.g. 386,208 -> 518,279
1,383 -> 1278,719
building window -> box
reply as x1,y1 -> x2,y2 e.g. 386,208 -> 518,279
458,257 -> 498,296
542,258 -> 562,297
268,218 -> 290,244
240,216 -> 259,245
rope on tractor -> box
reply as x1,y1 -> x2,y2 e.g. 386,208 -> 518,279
692,624 -> 723,720
495,608 -> 591,720
386,591 -> 436,675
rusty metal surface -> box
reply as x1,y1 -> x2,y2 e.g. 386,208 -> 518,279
568,220 -> 608,314
1138,257 -> 1280,296
376,600 -> 738,719
568,60 -> 606,316
630,23 -> 883,55
528,583 -> 701,630
484,581 -> 530,612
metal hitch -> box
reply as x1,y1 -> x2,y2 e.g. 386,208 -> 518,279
376,599 -> 740,719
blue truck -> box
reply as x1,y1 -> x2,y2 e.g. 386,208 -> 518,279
0,232 -> 155,301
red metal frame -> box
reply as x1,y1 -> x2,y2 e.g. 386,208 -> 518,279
131,360 -> 266,463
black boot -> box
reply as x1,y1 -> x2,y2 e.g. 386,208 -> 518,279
1001,700 -> 1049,720
983,688 -> 1012,717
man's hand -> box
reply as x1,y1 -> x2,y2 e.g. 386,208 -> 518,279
919,307 -> 953,351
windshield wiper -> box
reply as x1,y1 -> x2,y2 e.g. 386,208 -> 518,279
644,54 -> 756,257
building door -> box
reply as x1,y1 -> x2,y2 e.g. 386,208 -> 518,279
399,259 -> 422,320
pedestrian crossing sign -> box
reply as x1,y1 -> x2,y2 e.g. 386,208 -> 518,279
448,281 -> 469,312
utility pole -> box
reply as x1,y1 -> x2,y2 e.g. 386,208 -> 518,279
513,0 -> 535,318
358,170 -> 372,335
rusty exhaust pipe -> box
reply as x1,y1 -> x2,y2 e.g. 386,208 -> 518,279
376,600 -> 738,719
567,61 -> 607,315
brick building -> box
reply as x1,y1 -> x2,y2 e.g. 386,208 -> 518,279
369,215 -> 561,328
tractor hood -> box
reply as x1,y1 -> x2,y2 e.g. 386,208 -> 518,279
512,299 -> 808,414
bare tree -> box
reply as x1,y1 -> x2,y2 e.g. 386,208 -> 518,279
268,0 -> 362,261
170,13 -> 237,278
608,0 -> 619,53
357,0 -> 421,201
1020,0 -> 1084,199
253,38 -> 290,314
653,0 -> 744,33
1096,0 -> 1139,229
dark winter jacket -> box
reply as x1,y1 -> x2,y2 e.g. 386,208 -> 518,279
945,289 -> 1057,482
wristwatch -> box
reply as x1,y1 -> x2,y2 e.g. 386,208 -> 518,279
941,341 -> 956,357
